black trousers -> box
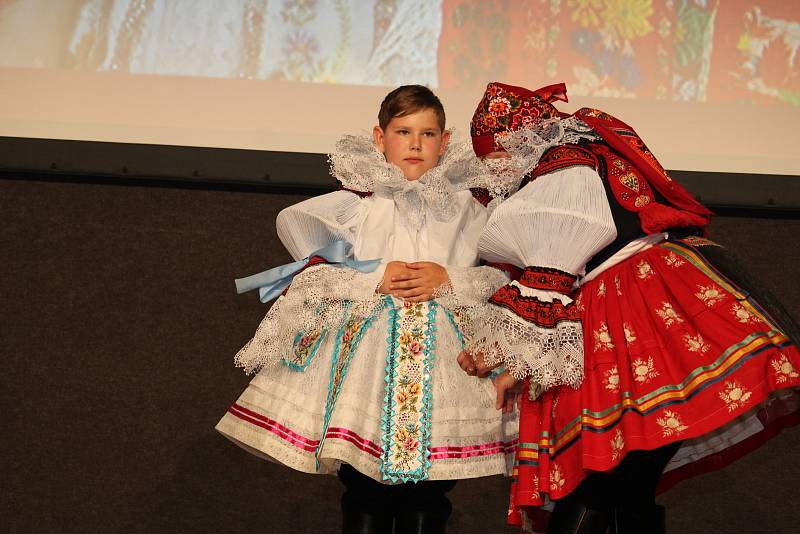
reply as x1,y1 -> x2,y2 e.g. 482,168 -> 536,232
338,464 -> 456,516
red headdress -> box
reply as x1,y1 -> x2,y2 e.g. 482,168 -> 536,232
470,82 -> 567,157
472,82 -> 712,232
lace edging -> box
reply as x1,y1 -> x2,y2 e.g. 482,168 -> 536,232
466,304 -> 584,390
494,116 -> 602,182
234,264 -> 385,374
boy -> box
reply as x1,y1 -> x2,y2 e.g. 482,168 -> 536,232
217,85 -> 519,534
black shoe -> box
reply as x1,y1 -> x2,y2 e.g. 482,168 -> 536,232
341,492 -> 394,534
610,504 -> 666,534
547,500 -> 613,534
394,508 -> 449,534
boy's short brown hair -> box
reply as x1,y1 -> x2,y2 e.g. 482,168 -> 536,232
378,85 -> 446,131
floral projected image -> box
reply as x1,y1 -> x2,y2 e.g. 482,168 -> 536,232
0,0 -> 797,105
439,0 -> 799,105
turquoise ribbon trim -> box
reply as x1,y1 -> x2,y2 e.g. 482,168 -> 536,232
379,303 -> 400,480
281,326 -> 328,372
379,301 -> 438,483
234,241 -> 381,303
281,303 -> 328,372
418,302 -> 438,480
314,300 -> 386,469
441,307 -> 466,350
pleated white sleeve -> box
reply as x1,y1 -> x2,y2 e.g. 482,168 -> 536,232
468,166 -> 617,389
276,190 -> 363,261
478,165 -> 617,274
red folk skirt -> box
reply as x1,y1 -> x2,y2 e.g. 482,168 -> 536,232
507,238 -> 800,529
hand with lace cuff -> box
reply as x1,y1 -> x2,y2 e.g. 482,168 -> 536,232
384,261 -> 450,303
457,348 -> 503,378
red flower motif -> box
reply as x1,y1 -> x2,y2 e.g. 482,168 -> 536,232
488,97 -> 511,116
403,436 -> 419,451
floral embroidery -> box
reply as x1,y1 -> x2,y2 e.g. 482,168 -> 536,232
593,322 -> 615,351
381,301 -> 437,482
471,82 -> 560,140
488,96 -> 512,116
550,464 -> 566,492
719,380 -> 753,412
623,322 -> 637,345
597,280 -> 607,297
610,429 -> 625,461
636,259 -> 653,280
695,284 -> 725,307
282,327 -> 326,371
603,366 -> 620,393
530,475 -> 541,501
551,394 -> 561,418
614,275 -> 623,296
684,333 -> 710,355
316,304 -> 383,464
656,302 -> 684,327
575,292 -> 585,312
731,303 -> 761,325
664,251 -> 686,268
631,356 -> 659,384
392,425 -> 422,467
771,354 -> 799,384
656,409 -> 688,437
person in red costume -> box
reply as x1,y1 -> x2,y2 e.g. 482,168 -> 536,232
459,81 -> 800,533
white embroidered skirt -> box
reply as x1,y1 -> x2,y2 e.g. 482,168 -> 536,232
216,297 -> 519,483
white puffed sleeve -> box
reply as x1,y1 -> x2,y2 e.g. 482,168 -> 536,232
479,165 -> 616,273
276,190 -> 363,260
467,166 -> 617,389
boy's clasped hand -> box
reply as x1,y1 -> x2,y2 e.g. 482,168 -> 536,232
377,260 -> 450,303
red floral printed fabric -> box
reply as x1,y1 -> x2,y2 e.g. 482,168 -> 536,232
507,239 -> 800,527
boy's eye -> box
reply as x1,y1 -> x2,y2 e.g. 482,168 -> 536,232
396,129 -> 409,135
423,131 -> 437,137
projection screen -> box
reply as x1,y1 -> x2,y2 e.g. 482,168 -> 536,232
1,0 -> 798,176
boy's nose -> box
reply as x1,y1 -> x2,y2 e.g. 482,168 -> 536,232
410,135 -> 422,150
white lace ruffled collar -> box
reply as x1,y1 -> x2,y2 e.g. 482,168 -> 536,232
328,134 -> 519,231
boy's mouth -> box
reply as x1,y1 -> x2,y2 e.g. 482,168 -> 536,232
404,157 -> 424,164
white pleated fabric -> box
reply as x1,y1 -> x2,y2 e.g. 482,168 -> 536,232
468,166 -> 618,388
478,166 -> 617,274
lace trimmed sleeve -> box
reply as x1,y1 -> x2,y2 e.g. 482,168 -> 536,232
431,264 -> 510,338
465,166 -> 617,390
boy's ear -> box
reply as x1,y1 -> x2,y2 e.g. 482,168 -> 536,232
373,126 -> 385,153
439,129 -> 452,156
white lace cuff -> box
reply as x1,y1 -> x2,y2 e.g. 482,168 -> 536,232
465,285 -> 584,390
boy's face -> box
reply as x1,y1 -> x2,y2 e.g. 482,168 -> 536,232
373,108 -> 450,181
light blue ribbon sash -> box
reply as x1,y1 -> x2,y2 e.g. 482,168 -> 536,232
234,241 -> 381,302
